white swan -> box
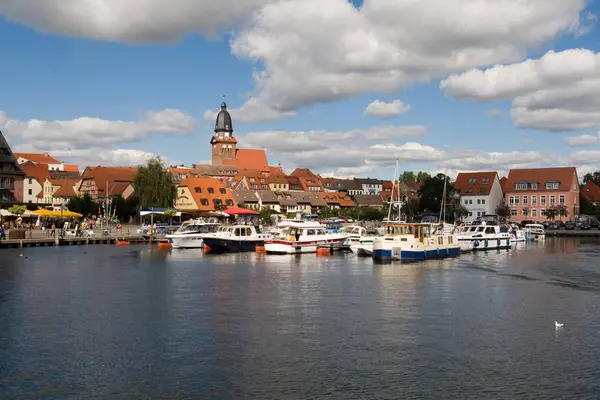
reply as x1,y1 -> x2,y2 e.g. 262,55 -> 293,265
555,321 -> 564,328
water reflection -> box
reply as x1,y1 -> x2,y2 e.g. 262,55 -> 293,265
1,238 -> 600,398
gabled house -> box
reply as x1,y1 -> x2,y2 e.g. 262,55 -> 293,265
49,179 -> 80,211
320,192 -> 355,209
352,194 -> 384,209
504,167 -> 579,222
0,130 -> 25,204
290,168 -> 323,191
582,181 -> 600,207
14,152 -> 63,171
169,166 -> 202,183
233,170 -> 270,191
175,177 -> 236,213
454,172 -> 504,222
20,161 -> 50,204
286,175 -> 305,191
79,166 -> 137,200
256,190 -> 282,212
232,189 -> 260,210
267,173 -> 289,191
355,178 -> 383,195
336,179 -> 364,195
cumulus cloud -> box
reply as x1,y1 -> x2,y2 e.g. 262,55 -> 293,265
12,144 -> 161,166
229,0 -> 587,120
0,109 -> 195,150
364,99 -> 410,118
0,0 -> 275,43
570,150 -> 600,165
564,133 -> 600,147
441,48 -> 600,131
203,97 -> 296,123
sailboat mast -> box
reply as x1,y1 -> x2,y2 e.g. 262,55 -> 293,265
440,172 -> 447,224
387,159 -> 398,221
397,164 -> 401,221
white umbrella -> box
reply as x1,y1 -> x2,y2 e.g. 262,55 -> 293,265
0,209 -> 15,217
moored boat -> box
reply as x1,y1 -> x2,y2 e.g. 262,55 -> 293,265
201,225 -> 271,253
372,222 -> 460,262
165,219 -> 220,249
457,214 -> 511,251
264,219 -> 349,254
524,223 -> 545,241
350,236 -> 374,256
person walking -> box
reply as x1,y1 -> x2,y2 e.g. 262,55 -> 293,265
0,224 -> 6,241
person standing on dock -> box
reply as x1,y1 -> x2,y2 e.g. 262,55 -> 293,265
51,222 -> 56,237
0,224 -> 5,241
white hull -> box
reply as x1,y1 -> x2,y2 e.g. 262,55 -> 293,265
458,236 -> 511,251
265,237 -> 347,254
349,242 -> 374,256
166,234 -> 205,249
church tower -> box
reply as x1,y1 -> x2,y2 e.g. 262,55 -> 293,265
210,102 -> 237,165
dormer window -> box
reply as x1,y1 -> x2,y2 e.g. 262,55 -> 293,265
465,188 -> 473,193
249,178 -> 255,183
481,178 -> 489,184
468,178 -> 476,185
531,183 -> 538,190
207,187 -> 214,194
515,183 -> 527,190
545,181 -> 559,190
219,188 -> 226,194
194,187 -> 202,193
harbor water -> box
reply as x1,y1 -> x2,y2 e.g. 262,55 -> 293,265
1,238 -> 600,399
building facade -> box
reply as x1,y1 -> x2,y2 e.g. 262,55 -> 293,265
355,178 -> 383,195
454,172 -> 504,222
0,130 -> 25,204
503,167 -> 580,222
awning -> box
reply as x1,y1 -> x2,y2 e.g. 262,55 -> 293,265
0,209 -> 15,217
223,207 -> 260,216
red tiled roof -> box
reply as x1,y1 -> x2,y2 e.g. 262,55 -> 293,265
582,181 -> 600,202
269,165 -> 286,176
80,166 -> 137,194
64,164 -> 79,173
454,172 -> 497,196
320,192 -> 355,207
108,182 -> 132,196
14,152 -> 60,164
52,181 -> 78,198
504,167 -> 578,193
21,161 -> 51,182
223,149 -> 269,172
499,176 -> 508,191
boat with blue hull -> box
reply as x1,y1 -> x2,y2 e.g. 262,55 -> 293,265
201,225 -> 271,253
372,222 -> 460,262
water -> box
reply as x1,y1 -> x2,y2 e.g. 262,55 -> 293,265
1,239 -> 600,399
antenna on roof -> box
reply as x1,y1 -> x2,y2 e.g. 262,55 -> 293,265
222,94 -> 226,102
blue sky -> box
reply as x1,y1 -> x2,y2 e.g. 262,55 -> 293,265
1,0 -> 599,179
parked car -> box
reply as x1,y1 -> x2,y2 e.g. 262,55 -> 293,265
576,218 -> 591,230
564,221 -> 575,230
591,219 -> 600,229
542,221 -> 553,230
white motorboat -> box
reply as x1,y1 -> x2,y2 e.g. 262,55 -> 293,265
372,222 -> 460,262
524,223 -> 545,241
201,224 -> 271,253
457,214 -> 511,251
350,236 -> 374,256
264,219 -> 349,254
509,224 -> 530,243
165,219 -> 220,248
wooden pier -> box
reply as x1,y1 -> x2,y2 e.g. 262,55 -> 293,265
0,235 -> 160,249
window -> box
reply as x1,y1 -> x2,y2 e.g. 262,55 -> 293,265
545,182 -> 559,189
477,211 -> 482,216
28,178 -> 32,184
479,188 -> 486,193
522,209 -> 528,217
550,195 -> 555,206
468,178 -> 476,185
469,199 -> 473,204
516,183 -> 527,190
200,198 -> 209,206
559,195 -> 565,205
541,208 -> 546,216
532,195 -> 537,206
249,178 -> 255,183
468,212 -> 473,216
514,196 -> 520,205
260,178 -> 265,183
225,199 -> 234,206
532,209 -> 537,217
28,189 -> 32,195
207,187 -> 214,194
194,187 -> 202,193
219,188 -> 226,194
213,198 -> 222,206
541,196 -> 546,205
531,183 -> 538,189
464,200 -> 469,205
482,199 -> 486,204
511,209 -> 517,217
509,196 -> 514,205
481,177 -> 489,185
523,196 -> 528,205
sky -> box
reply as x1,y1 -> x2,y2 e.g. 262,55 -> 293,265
1,0 -> 600,180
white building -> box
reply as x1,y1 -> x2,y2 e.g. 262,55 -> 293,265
355,178 -> 383,195
14,152 -> 64,171
454,172 -> 504,222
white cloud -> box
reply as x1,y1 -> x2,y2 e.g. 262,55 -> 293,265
440,150 -> 555,171
564,133 -> 600,147
364,99 -> 410,118
485,108 -> 504,117
0,0 -> 275,43
0,109 -> 195,150
203,97 -> 296,123
12,144 -> 161,166
571,150 -> 600,165
229,0 -> 587,120
441,48 -> 600,131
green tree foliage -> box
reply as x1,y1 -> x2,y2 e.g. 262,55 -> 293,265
545,207 -> 558,221
580,194 -> 595,216
495,202 -> 511,219
66,193 -> 98,217
344,206 -> 384,221
554,204 -> 568,220
318,207 -> 341,219
8,205 -> 27,215
259,206 -> 277,221
418,173 -> 453,214
400,199 -> 421,222
133,156 -> 176,208
416,171 -> 431,182
583,171 -> 600,186
163,209 -> 177,225
453,203 -> 469,222
111,195 -> 138,222
398,171 -> 416,183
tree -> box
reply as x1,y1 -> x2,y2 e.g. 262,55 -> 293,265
453,204 -> 469,223
580,193 -> 595,216
318,207 -> 340,219
418,173 -> 453,214
401,199 -> 421,222
66,193 -> 98,217
259,206 -> 276,221
112,195 -> 138,222
416,171 -> 431,182
163,209 -> 177,225
495,202 -> 511,220
555,204 -> 568,220
545,207 -> 558,221
398,171 -> 416,183
133,156 -> 176,208
8,205 -> 26,215
583,171 -> 600,186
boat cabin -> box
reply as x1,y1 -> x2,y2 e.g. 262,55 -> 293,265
215,225 -> 260,237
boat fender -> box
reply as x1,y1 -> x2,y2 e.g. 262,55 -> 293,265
473,240 -> 479,247
436,249 -> 440,257
485,240 -> 488,248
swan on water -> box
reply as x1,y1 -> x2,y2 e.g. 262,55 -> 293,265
555,321 -> 564,328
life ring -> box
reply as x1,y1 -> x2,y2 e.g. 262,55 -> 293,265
474,240 -> 479,247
